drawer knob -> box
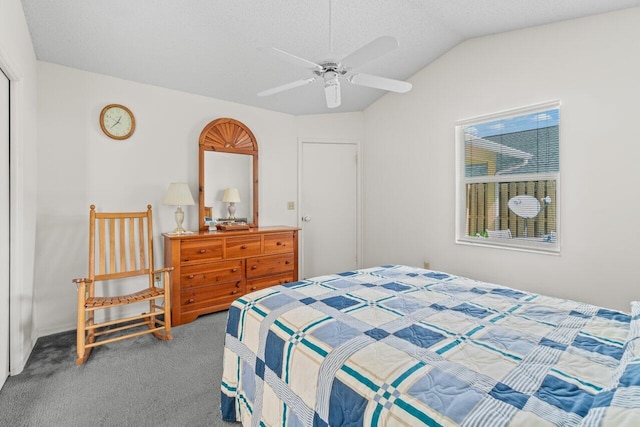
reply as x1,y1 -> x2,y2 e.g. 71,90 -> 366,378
285,260 -> 291,265
188,274 -> 195,279
251,286 -> 257,290
235,282 -> 241,288
231,290 -> 238,295
241,245 -> 247,249
232,268 -> 238,272
251,265 -> 258,270
199,249 -> 206,254
284,280 -> 290,283
188,298 -> 195,304
277,241 -> 283,246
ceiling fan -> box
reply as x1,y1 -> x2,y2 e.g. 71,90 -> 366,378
257,35 -> 412,108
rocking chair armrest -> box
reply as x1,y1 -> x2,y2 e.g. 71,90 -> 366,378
72,277 -> 92,284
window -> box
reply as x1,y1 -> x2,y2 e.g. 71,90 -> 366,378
455,101 -> 560,253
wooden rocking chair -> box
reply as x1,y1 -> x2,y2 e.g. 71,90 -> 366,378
73,204 -> 172,365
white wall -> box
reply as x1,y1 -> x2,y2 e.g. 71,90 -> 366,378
35,62 -> 302,335
33,70 -> 367,336
0,0 -> 39,375
296,112 -> 365,141
364,8 -> 640,312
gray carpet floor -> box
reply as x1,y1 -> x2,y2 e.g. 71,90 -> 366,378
0,311 -> 239,426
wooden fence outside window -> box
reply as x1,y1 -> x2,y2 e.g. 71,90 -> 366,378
466,180 -> 556,238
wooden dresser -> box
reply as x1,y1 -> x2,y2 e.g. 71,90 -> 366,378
163,226 -> 298,326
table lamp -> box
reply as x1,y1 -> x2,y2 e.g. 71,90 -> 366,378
222,188 -> 240,220
163,182 -> 195,233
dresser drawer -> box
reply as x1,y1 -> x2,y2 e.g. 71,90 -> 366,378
246,272 -> 295,293
180,280 -> 243,311
180,259 -> 243,288
180,238 -> 223,263
246,253 -> 295,278
226,235 -> 261,258
264,232 -> 295,254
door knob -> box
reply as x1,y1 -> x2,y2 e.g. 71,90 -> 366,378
302,216 -> 311,222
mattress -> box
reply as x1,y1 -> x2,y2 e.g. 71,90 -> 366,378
221,265 -> 640,426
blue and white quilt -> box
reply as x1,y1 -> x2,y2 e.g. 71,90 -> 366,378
221,265 -> 640,426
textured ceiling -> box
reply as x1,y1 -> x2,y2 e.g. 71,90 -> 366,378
20,0 -> 640,115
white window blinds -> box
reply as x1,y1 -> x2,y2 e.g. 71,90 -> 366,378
456,101 -> 560,253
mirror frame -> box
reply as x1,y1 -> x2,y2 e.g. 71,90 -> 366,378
198,118 -> 259,230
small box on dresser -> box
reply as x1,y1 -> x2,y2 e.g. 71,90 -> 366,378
163,226 -> 298,326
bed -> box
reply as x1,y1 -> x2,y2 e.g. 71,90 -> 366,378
221,265 -> 640,426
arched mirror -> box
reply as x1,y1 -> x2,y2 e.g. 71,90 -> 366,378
199,118 -> 258,230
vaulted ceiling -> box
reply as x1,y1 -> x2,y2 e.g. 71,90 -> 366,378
21,0 -> 640,115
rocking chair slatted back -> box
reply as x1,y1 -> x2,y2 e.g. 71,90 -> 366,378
74,204 -> 172,365
91,206 -> 154,281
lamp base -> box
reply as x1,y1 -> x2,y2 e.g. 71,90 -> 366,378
173,206 -> 187,234
227,202 -> 236,220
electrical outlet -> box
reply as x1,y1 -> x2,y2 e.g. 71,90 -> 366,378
287,201 -> 295,210
423,261 -> 430,270
154,273 -> 161,282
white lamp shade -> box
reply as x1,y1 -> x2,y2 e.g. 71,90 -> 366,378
222,188 -> 241,203
163,183 -> 195,206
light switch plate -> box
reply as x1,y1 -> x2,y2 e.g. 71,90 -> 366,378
287,201 -> 295,210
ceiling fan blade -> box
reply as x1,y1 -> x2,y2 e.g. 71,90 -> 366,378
348,73 -> 412,93
257,46 -> 324,71
257,77 -> 317,97
340,36 -> 398,69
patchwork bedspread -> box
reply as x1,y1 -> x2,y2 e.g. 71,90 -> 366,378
221,265 -> 640,426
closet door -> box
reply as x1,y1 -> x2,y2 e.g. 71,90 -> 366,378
0,68 -> 9,388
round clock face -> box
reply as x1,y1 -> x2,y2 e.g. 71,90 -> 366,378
100,104 -> 135,140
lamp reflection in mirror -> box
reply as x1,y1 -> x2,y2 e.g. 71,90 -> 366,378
223,188 -> 241,219
163,183 -> 195,233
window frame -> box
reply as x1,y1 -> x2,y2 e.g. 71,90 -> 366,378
455,101 -> 561,254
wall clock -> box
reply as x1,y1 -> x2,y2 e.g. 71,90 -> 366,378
99,104 -> 135,140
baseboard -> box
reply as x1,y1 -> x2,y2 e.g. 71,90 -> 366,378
35,322 -> 76,339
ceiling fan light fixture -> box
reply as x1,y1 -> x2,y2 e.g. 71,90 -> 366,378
324,71 -> 341,108
323,71 -> 339,87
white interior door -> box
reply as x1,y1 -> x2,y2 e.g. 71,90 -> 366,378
0,69 -> 9,388
300,141 -> 359,278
